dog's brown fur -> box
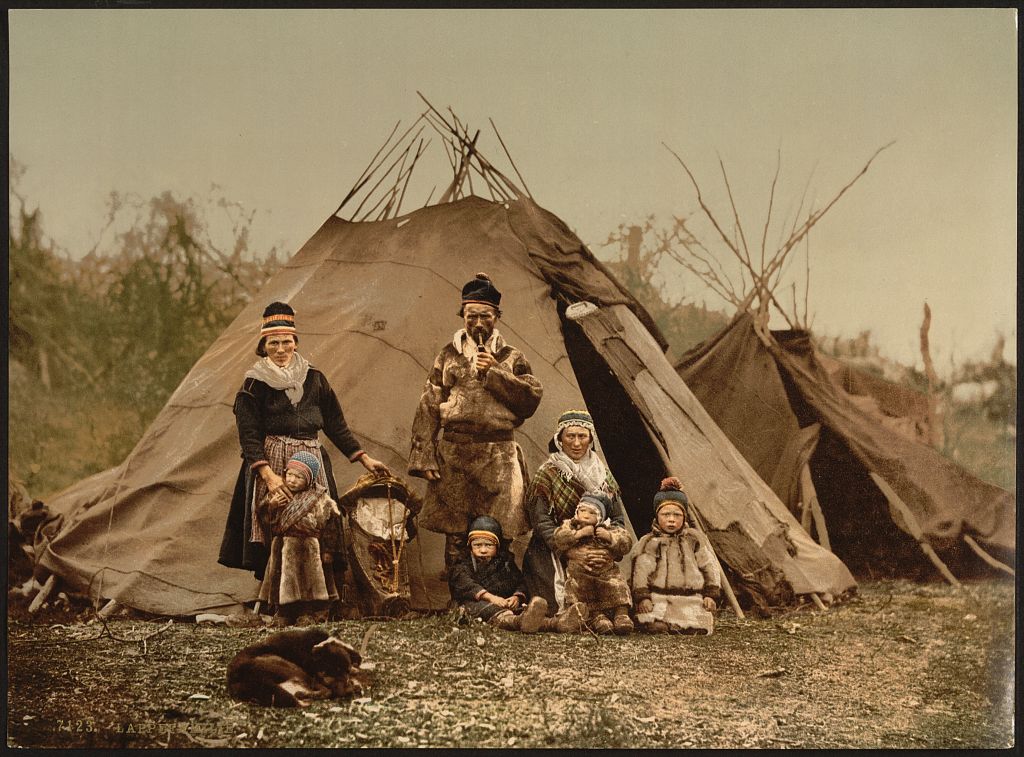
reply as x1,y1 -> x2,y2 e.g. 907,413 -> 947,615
226,628 -> 366,707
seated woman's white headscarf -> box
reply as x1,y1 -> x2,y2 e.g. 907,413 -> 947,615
546,409 -> 613,495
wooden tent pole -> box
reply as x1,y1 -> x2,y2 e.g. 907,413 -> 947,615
920,543 -> 960,589
28,574 -> 57,614
800,489 -> 813,534
799,463 -> 831,551
868,472 -> 961,589
350,125 -> 429,220
962,534 -> 1015,577
489,117 -> 535,200
334,119 -> 401,215
685,506 -> 745,620
809,593 -> 827,611
335,117 -> 428,216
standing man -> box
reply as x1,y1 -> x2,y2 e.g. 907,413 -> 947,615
409,272 -> 543,572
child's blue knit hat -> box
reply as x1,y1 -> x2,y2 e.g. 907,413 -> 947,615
287,450 -> 320,484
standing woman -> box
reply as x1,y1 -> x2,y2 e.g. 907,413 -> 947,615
522,410 -> 627,616
218,302 -> 389,585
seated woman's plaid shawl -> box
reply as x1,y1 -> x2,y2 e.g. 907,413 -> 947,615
526,463 -> 621,523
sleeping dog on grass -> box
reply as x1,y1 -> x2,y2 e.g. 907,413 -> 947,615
226,628 -> 366,707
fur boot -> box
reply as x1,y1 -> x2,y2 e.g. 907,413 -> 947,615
557,602 -> 587,633
538,616 -> 561,632
590,613 -> 614,635
490,610 -> 520,631
612,605 -> 634,636
541,602 -> 587,633
519,597 -> 548,634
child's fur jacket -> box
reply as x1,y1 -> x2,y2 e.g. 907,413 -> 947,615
631,523 -> 721,632
552,517 -> 633,611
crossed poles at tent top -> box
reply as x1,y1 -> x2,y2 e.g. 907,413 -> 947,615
333,93 -> 534,224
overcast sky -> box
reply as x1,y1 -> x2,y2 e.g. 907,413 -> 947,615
8,8 -> 1017,373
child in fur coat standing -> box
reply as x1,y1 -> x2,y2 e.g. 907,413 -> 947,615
552,492 -> 634,635
257,451 -> 344,626
631,478 -> 721,634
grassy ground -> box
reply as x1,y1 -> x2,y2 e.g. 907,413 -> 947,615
6,578 -> 1014,749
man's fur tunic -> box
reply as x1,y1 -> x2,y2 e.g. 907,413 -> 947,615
409,330 -> 542,536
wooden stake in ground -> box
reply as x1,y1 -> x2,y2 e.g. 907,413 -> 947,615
962,534 -> 1015,577
28,574 -> 58,614
919,302 -> 944,449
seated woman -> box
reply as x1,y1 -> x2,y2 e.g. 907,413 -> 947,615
522,410 -> 628,617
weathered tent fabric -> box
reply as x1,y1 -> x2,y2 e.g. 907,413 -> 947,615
676,314 -> 1015,571
38,198 -> 603,615
569,304 -> 856,602
816,352 -> 934,444
503,200 -> 668,352
38,196 -> 853,616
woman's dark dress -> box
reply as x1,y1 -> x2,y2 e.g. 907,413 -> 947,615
218,367 -> 362,580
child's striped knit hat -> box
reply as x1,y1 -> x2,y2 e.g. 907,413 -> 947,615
287,451 -> 320,484
653,477 -> 689,513
467,515 -> 502,546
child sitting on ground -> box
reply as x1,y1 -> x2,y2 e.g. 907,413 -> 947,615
257,451 -> 343,626
447,516 -> 550,633
631,477 -> 721,634
551,492 -> 634,635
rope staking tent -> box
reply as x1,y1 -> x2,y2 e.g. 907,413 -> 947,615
663,144 -> 1015,585
30,96 -> 856,619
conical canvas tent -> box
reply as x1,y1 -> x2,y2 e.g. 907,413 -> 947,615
675,313 -> 1016,579
34,105 -> 856,617
650,140 -> 1013,583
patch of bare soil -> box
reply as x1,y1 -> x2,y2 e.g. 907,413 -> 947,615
6,578 -> 1014,749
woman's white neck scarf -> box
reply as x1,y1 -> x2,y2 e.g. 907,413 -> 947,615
547,432 -> 611,495
245,352 -> 310,405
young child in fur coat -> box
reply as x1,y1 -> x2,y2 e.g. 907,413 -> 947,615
631,477 -> 721,634
447,516 -> 550,633
551,492 -> 634,635
257,451 -> 343,626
